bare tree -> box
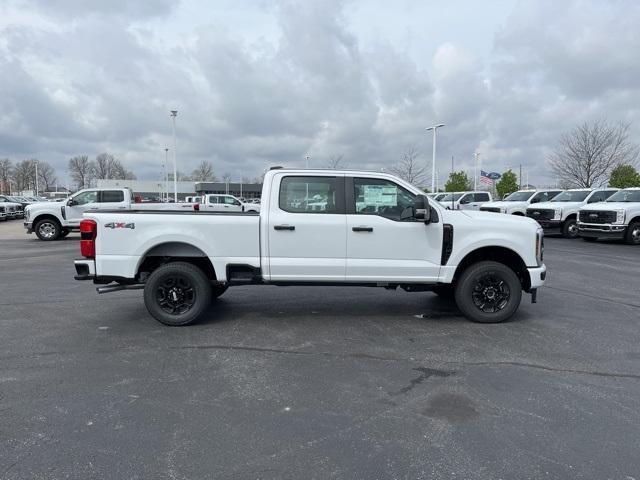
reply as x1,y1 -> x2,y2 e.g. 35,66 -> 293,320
549,120 -> 639,188
94,153 -> 117,179
111,161 -> 136,180
0,158 -> 12,194
325,154 -> 345,169
68,155 -> 93,189
37,161 -> 58,191
12,159 -> 37,191
191,160 -> 217,182
389,146 -> 428,186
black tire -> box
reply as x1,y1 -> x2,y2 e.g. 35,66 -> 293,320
562,218 -> 578,238
34,218 -> 61,241
625,221 -> 640,245
143,262 -> 212,326
432,285 -> 455,299
582,236 -> 597,242
454,261 -> 522,324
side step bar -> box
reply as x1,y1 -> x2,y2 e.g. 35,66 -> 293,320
97,284 -> 145,294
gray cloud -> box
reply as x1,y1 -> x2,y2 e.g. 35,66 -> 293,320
1,0 -> 639,186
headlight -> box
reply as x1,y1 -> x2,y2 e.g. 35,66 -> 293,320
553,209 -> 562,220
614,210 -> 625,224
535,228 -> 544,265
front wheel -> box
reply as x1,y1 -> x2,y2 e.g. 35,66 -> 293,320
454,261 -> 522,323
562,218 -> 579,238
143,262 -> 212,326
625,221 -> 640,245
34,218 -> 61,241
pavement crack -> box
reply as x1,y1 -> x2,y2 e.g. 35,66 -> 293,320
391,367 -> 456,395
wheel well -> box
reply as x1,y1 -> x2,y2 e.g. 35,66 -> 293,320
564,213 -> 577,221
33,214 -> 61,226
453,246 -> 530,290
137,242 -> 216,281
629,215 -> 640,225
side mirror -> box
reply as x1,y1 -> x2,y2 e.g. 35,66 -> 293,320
67,198 -> 75,206
460,196 -> 471,205
414,195 -> 431,224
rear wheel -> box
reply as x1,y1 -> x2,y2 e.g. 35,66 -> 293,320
562,218 -> 578,238
625,221 -> 640,245
34,218 -> 61,241
454,261 -> 522,323
143,262 -> 212,326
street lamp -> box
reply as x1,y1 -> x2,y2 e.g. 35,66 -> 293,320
473,152 -> 480,190
425,124 -> 445,192
170,110 -> 178,202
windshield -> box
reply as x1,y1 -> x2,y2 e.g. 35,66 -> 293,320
606,190 -> 640,202
504,191 -> 535,201
435,193 -> 447,201
440,193 -> 463,202
551,191 -> 590,202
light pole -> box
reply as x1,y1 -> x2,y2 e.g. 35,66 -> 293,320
426,124 -> 445,193
473,152 -> 480,190
305,155 -> 310,169
164,148 -> 169,202
34,160 -> 39,196
170,110 -> 178,202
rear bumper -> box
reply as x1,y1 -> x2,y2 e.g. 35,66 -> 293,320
527,264 -> 547,289
74,259 -> 96,280
578,223 -> 626,239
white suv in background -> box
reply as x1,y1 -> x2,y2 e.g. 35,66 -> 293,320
526,188 -> 618,238
480,189 -> 563,216
438,191 -> 492,210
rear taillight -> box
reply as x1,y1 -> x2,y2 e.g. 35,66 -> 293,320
80,219 -> 97,258
194,203 -> 200,211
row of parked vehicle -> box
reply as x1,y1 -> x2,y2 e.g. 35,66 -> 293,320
0,194 -> 49,221
428,187 -> 640,245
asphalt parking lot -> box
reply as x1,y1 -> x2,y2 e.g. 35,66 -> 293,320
1,220 -> 639,479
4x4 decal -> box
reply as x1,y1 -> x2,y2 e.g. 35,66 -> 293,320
104,222 -> 135,229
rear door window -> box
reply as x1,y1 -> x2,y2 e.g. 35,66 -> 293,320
279,176 -> 339,214
100,190 -> 124,203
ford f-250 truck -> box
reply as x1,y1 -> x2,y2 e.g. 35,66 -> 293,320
73,168 -> 546,326
480,189 -> 563,216
577,188 -> 640,244
24,188 -> 193,241
526,188 -> 618,238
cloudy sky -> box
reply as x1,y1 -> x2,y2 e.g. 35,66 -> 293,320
1,0 -> 639,187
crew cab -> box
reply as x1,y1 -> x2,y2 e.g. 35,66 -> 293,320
0,196 -> 24,219
577,188 -> 640,245
438,191 -> 492,210
73,168 -> 546,326
24,188 -> 193,241
197,194 -> 261,213
480,189 -> 563,216
526,188 -> 618,238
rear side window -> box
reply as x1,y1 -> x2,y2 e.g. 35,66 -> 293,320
100,190 -> 124,203
474,193 -> 490,202
279,176 -> 339,213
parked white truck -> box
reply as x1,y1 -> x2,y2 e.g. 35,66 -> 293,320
24,188 -> 193,241
577,188 -> 640,245
73,168 -> 546,326
526,188 -> 618,238
480,189 -> 563,216
196,194 -> 261,213
438,191 -> 492,210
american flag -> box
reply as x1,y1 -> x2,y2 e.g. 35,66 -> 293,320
480,170 -> 493,185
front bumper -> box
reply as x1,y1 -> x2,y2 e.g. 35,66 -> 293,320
24,221 -> 33,233
578,223 -> 626,239
527,264 -> 547,289
535,220 -> 562,233
74,259 -> 96,280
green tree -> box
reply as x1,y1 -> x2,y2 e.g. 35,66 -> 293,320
609,164 -> 640,188
496,169 -> 519,199
444,170 -> 471,192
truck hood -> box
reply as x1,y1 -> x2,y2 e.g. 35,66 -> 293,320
1,201 -> 23,208
529,201 -> 582,210
580,202 -> 639,211
25,202 -> 58,214
458,209 -> 539,227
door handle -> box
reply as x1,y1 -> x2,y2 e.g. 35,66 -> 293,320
352,226 -> 373,232
274,225 -> 295,231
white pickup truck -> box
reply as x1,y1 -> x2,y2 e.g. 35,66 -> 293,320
438,191 -> 492,210
24,188 -> 193,241
480,189 -> 563,216
526,188 -> 618,238
577,188 -> 640,245
196,194 -> 261,213
73,168 -> 546,326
